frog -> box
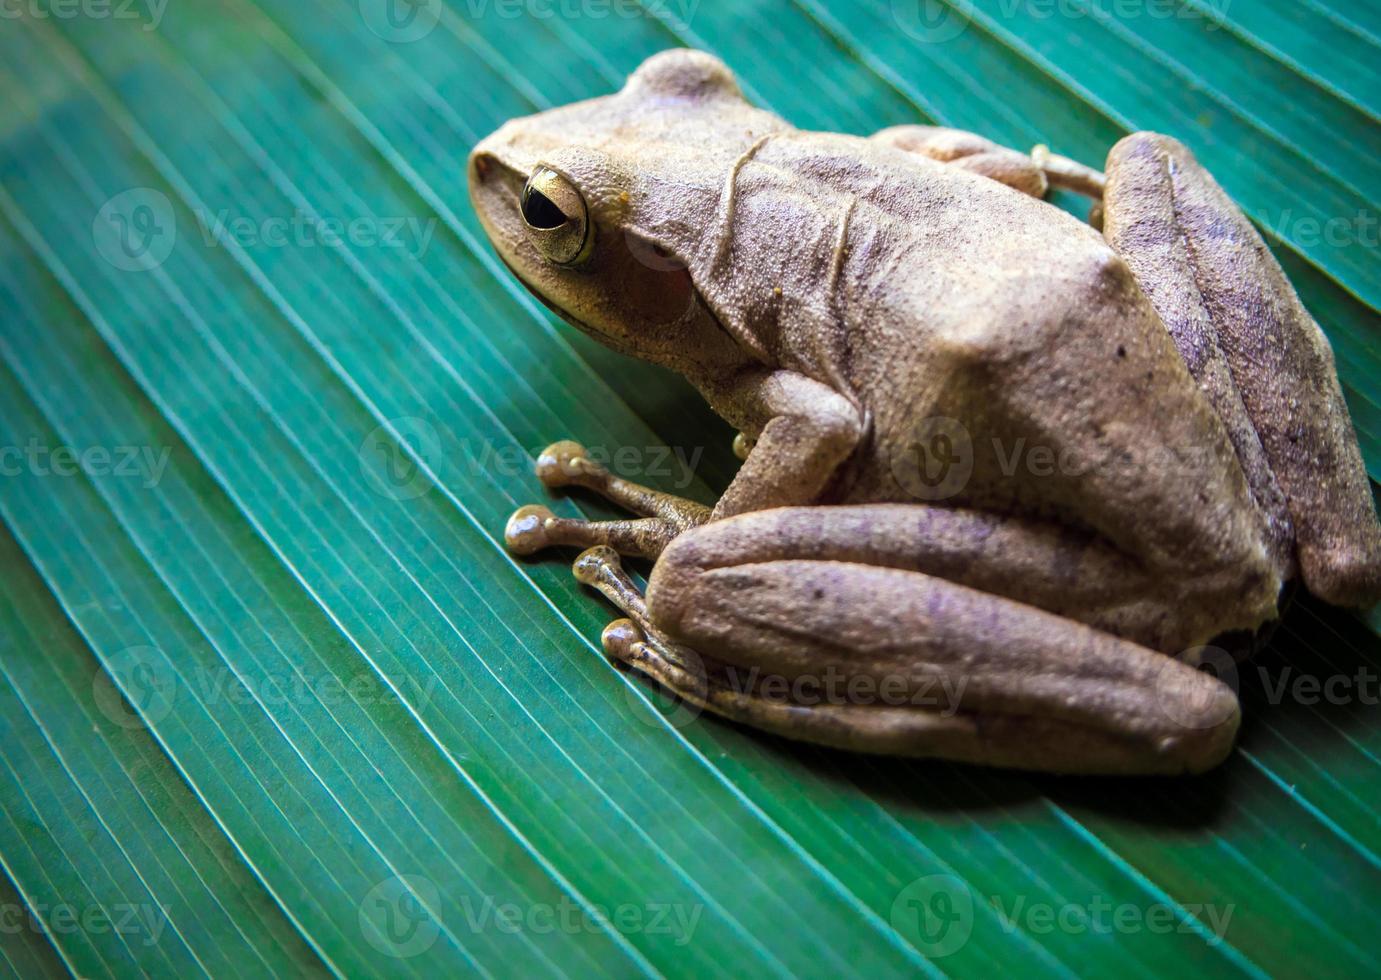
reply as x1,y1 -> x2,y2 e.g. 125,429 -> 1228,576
468,49 -> 1381,775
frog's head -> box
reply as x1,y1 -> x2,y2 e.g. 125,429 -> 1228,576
468,49 -> 788,376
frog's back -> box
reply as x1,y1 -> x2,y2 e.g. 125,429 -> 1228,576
727,133 -> 1263,579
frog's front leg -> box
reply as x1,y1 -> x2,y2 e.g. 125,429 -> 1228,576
506,363 -> 861,558
579,507 -> 1239,776
705,369 -> 863,518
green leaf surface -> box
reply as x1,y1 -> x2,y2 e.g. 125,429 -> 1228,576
0,1 -> 1378,976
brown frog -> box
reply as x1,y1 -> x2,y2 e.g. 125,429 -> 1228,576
468,49 -> 1381,774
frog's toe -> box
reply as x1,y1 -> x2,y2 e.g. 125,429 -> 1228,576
573,544 -> 623,586
601,618 -> 645,663
505,505 -> 559,556
535,440 -> 599,488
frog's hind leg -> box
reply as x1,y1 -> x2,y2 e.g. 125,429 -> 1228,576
566,544 -> 769,730
630,507 -> 1240,775
872,126 -> 1106,223
1103,133 -> 1381,607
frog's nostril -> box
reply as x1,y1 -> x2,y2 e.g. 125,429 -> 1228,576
521,187 -> 569,230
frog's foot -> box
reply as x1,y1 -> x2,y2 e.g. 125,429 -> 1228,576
1104,133 -> 1381,607
533,440 -> 712,532
1030,144 -> 1106,199
870,126 -> 1106,225
572,547 -> 707,684
1031,143 -> 1106,227
872,125 -> 1051,198
575,547 -> 856,735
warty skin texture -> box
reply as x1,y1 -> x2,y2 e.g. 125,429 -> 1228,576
470,49 -> 1381,774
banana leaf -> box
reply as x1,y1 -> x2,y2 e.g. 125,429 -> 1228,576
0,1 -> 1377,976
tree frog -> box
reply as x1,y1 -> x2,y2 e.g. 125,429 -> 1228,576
468,50 -> 1381,774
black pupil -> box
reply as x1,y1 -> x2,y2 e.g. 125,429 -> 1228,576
521,187 -> 568,229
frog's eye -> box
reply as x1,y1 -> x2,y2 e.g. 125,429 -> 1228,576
520,167 -> 592,266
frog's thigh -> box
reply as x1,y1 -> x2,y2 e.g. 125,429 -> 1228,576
644,508 -> 1240,775
1104,133 -> 1381,607
648,504 -> 1230,653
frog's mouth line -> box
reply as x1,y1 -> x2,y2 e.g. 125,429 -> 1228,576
491,236 -> 746,363
493,248 -> 634,352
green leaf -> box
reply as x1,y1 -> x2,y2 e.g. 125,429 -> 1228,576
0,1 -> 1377,976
